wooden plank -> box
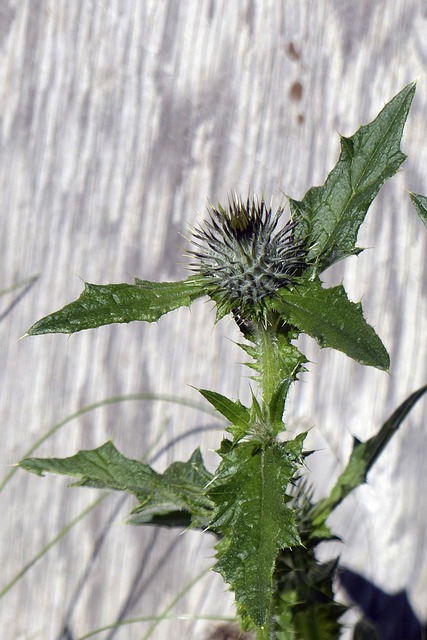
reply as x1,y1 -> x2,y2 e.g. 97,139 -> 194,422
1,1 -> 426,638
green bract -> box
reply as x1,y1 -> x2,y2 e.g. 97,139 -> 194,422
20,83 -> 424,639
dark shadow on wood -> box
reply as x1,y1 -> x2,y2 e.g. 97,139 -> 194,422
339,568 -> 427,640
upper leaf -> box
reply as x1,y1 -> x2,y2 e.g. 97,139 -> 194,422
272,279 -> 389,370
26,276 -> 206,335
19,441 -> 213,528
409,192 -> 427,229
290,82 -> 415,272
207,438 -> 305,626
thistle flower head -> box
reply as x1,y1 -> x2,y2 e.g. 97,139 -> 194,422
189,194 -> 306,320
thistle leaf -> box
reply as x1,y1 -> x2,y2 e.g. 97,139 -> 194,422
311,383 -> 427,530
409,192 -> 427,229
19,442 -> 213,528
275,551 -> 346,640
208,439 -> 304,626
291,82 -> 415,272
198,389 -> 252,441
293,603 -> 347,640
26,276 -> 205,335
272,280 -> 389,370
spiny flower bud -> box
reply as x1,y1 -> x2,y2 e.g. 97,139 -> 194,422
190,194 -> 306,320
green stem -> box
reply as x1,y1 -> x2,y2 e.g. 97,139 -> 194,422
253,323 -> 280,638
257,322 -> 278,406
256,622 -> 272,640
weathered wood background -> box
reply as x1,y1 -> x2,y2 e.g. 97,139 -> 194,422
1,2 -> 427,638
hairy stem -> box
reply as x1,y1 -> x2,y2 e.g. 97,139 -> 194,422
257,323 -> 278,407
255,621 -> 273,640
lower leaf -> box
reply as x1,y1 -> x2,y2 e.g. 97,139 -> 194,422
207,439 -> 304,627
19,442 -> 213,528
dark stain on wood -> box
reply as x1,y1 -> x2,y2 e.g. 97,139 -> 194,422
290,81 -> 303,102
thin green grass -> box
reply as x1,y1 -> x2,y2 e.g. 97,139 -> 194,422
2,391 -> 221,638
1,392 -> 216,494
0,494 -> 106,600
75,569 -> 234,639
0,274 -> 39,297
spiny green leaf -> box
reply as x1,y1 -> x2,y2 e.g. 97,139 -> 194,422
276,545 -> 345,639
409,192 -> 427,229
26,276 -> 206,335
19,440 -> 157,490
131,447 -> 214,528
293,603 -> 346,640
198,389 -> 252,441
272,280 -> 389,370
240,332 -> 305,386
19,442 -> 213,528
275,593 -> 298,639
268,379 -> 293,431
207,439 -> 305,626
256,328 -> 306,405
260,334 -> 307,435
311,383 -> 427,530
202,334 -> 306,443
291,82 -> 415,272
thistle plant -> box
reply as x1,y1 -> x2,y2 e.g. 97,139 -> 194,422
19,82 -> 427,639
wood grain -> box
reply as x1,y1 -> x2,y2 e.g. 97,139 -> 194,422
1,2 -> 427,638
